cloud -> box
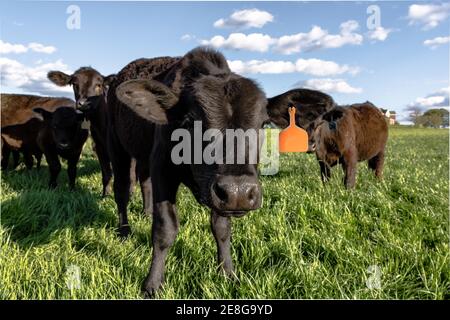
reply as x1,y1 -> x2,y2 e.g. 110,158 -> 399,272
201,33 -> 275,52
0,57 -> 73,96
367,27 -> 392,42
181,34 -> 195,41
28,42 -> 57,54
228,58 -> 359,76
407,87 -> 449,109
424,36 -> 450,49
0,40 -> 57,54
0,41 -> 27,54
274,20 -> 363,54
295,78 -> 362,94
202,20 -> 363,54
408,3 -> 450,30
213,8 -> 273,29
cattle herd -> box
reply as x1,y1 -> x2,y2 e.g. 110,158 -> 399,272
0,47 -> 388,296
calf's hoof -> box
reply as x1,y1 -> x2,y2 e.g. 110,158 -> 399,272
102,187 -> 112,198
141,209 -> 152,217
141,287 -> 156,299
221,267 -> 239,283
117,224 -> 131,238
141,279 -> 162,299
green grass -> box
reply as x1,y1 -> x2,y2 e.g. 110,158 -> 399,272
1,126 -> 449,299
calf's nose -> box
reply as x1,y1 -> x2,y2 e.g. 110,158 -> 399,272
211,175 -> 261,212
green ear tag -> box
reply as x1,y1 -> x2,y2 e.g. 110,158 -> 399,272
81,120 -> 91,130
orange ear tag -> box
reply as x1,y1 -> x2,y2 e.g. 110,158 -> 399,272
279,106 -> 308,153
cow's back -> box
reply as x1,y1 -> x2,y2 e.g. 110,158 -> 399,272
107,57 -> 180,159
1,94 -> 74,149
1,94 -> 74,128
350,102 -> 388,160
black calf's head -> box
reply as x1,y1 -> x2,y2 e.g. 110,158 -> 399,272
48,67 -> 116,112
34,107 -> 85,150
267,88 -> 335,129
116,48 -> 268,216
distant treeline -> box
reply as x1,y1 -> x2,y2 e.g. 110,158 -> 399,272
408,108 -> 449,128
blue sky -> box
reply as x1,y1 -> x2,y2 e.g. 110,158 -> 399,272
1,1 -> 449,123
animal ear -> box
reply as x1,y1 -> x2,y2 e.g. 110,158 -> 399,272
115,79 -> 179,124
328,121 -> 337,131
47,71 -> 72,86
323,109 -> 344,122
103,74 -> 117,87
323,109 -> 344,131
33,108 -> 53,121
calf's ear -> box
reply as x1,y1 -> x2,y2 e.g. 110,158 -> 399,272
329,121 -> 337,131
33,108 -> 53,121
103,74 -> 117,87
323,109 -> 344,131
115,79 -> 178,125
47,71 -> 72,86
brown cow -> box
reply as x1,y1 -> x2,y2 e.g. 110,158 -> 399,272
307,102 -> 388,188
1,94 -> 74,170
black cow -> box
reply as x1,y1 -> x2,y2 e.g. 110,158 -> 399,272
108,47 -> 268,296
33,107 -> 88,189
266,88 -> 336,129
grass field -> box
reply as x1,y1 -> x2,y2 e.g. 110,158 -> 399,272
1,126 -> 449,299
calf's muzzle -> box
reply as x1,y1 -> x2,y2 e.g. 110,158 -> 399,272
210,174 -> 261,215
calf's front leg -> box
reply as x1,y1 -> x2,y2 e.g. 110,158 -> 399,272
143,201 -> 179,297
44,150 -> 61,189
211,210 -> 234,277
12,150 -> 21,169
67,152 -> 82,190
1,144 -> 11,170
319,161 -> 331,183
342,150 -> 357,189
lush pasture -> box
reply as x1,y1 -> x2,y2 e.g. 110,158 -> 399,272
1,126 -> 448,299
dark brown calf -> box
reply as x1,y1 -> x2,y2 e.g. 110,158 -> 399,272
308,102 -> 388,188
47,68 -> 120,197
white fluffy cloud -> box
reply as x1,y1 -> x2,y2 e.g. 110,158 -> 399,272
228,58 -> 359,76
274,20 -> 363,54
367,27 -> 392,42
408,3 -> 450,30
408,87 -> 449,109
0,57 -> 73,96
424,36 -> 450,49
295,78 -> 362,94
203,20 -> 363,54
214,8 -> 273,29
201,33 -> 275,52
0,40 -> 56,54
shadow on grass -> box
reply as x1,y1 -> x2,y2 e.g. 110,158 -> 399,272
1,158 -> 116,248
